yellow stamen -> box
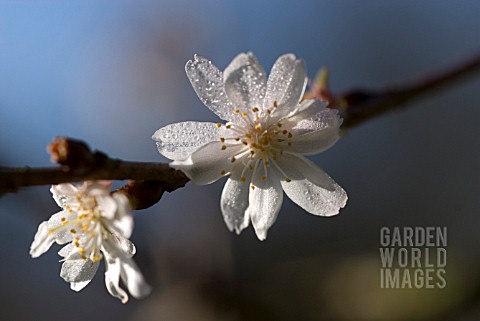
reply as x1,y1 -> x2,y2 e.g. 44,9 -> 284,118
221,145 -> 227,150
234,109 -> 240,114
220,170 -> 226,175
220,137 -> 225,142
241,176 -> 246,182
273,100 -> 278,108
215,123 -> 222,128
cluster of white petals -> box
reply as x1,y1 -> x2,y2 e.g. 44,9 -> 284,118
30,182 -> 151,303
153,52 -> 348,240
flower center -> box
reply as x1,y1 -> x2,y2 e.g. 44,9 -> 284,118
51,195 -> 104,262
216,101 -> 295,185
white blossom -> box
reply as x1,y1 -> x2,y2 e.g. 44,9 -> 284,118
30,182 -> 151,303
153,52 -> 347,240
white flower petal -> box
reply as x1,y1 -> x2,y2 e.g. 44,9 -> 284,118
290,99 -> 329,120
109,233 -> 136,258
58,243 -> 75,258
119,257 -> 152,300
108,193 -> 134,239
30,209 -> 79,258
277,154 -> 347,216
185,55 -> 235,122
263,54 -> 307,119
96,195 -> 117,220
51,183 -> 79,208
104,255 -> 129,304
223,52 -> 267,113
60,259 -> 100,290
248,167 -> 283,241
30,221 -> 55,258
287,107 -> 342,155
171,141 -> 247,185
220,166 -> 252,235
152,121 -> 224,161
47,211 -> 77,243
71,281 -> 91,292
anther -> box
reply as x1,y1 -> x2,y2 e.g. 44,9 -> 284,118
255,124 -> 262,130
215,123 -> 222,128
220,170 -> 226,175
70,229 -> 77,234
261,175 -> 267,181
288,132 -> 293,138
234,109 -> 240,114
251,185 -> 255,190
277,123 -> 282,127
241,176 -> 246,182
226,125 -> 231,129
220,137 -> 225,142
221,145 -> 227,150
285,178 -> 292,183
282,130 -> 287,134
231,157 -> 236,163
241,112 -> 247,118
252,107 -> 259,113
273,100 -> 278,108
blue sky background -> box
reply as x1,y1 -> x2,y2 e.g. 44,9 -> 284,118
1,1 -> 480,320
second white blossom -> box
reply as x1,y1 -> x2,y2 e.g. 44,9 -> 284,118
30,182 -> 151,303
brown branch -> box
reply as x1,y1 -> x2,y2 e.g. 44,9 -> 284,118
305,52 -> 480,129
0,137 -> 189,208
1,52 -> 480,208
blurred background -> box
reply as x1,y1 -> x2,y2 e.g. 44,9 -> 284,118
1,1 -> 480,320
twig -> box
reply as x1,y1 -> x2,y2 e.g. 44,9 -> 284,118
319,52 -> 480,128
0,137 -> 189,208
